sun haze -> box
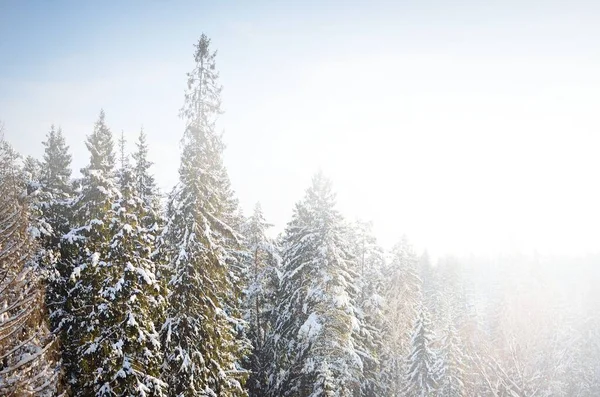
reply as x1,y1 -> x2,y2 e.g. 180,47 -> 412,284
1,1 -> 600,257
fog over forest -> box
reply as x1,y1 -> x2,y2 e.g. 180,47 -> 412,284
1,2 -> 599,396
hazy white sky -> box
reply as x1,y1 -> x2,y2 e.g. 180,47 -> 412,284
1,1 -> 600,257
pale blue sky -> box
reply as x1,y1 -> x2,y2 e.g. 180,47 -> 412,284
2,1 -> 600,256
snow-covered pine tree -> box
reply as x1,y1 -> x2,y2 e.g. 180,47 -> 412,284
132,128 -> 161,231
37,126 -> 74,304
436,320 -> 467,397
130,128 -> 169,367
0,137 -> 58,396
39,125 -> 74,247
36,125 -> 75,393
23,155 -> 43,189
348,220 -> 386,397
380,236 -> 422,395
405,304 -> 438,397
61,110 -> 121,395
434,259 -> 474,397
420,250 -> 442,323
117,130 -> 130,186
41,126 -> 73,194
160,34 -> 248,396
242,203 -> 280,396
268,173 -> 362,397
88,152 -> 166,396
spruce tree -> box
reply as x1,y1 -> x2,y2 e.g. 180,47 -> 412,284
348,220 -> 386,397
38,125 -> 74,311
436,320 -> 467,397
23,155 -> 43,190
41,126 -> 73,197
405,305 -> 438,397
381,236 -> 421,395
268,173 -> 362,397
435,260 -> 473,397
130,127 -> 163,233
62,110 -> 120,394
0,138 -> 58,395
133,129 -> 160,213
160,34 -> 248,396
420,250 -> 442,322
91,158 -> 166,396
38,125 -> 75,393
38,125 -> 74,248
242,203 -> 280,396
117,130 -> 130,187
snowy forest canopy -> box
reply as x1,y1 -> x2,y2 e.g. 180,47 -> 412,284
0,34 -> 599,397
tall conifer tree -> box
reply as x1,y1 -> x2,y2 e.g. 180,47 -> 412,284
405,305 -> 438,397
38,125 -> 74,310
349,221 -> 387,397
132,128 -> 161,231
436,320 -> 467,397
381,237 -> 422,395
92,156 -> 166,396
160,34 -> 248,396
242,203 -> 280,396
268,173 -> 362,397
37,125 -> 74,393
62,110 -> 120,394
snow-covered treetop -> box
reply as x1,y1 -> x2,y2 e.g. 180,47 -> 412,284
132,128 -> 158,204
245,202 -> 274,249
41,124 -> 72,195
180,33 -> 222,130
82,109 -> 115,176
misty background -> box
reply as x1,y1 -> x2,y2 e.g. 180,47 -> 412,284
2,0 -> 600,257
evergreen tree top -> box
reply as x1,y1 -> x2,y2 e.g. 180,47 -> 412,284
118,130 -> 129,170
83,109 -> 115,175
117,130 -> 133,190
132,128 -> 152,172
132,127 -> 159,205
246,202 -> 273,245
305,171 -> 336,209
132,128 -> 150,164
41,124 -> 72,194
392,234 -> 416,258
288,172 -> 340,234
175,34 -> 238,226
405,304 -> 438,396
180,33 -> 223,129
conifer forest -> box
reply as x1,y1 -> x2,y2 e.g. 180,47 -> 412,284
1,12 -> 600,397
